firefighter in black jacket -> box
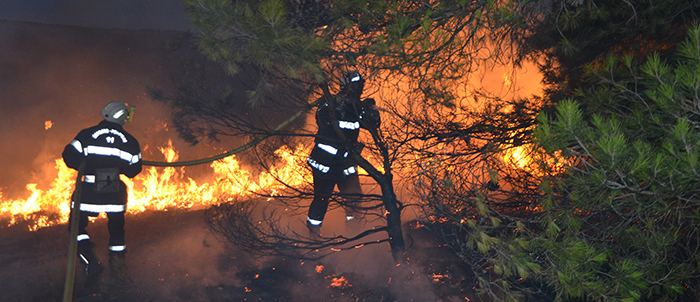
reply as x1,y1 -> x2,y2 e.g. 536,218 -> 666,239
62,101 -> 142,280
306,71 -> 380,236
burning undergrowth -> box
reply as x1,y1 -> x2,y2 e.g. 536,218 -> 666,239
206,257 -> 374,301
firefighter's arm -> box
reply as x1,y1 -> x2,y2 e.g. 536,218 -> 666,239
119,137 -> 143,178
316,102 -> 332,129
120,158 -> 143,178
61,139 -> 85,170
122,141 -> 143,178
360,98 -> 381,129
123,159 -> 142,178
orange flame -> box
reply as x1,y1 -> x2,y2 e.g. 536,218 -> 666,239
329,276 -> 351,288
502,144 -> 532,170
0,140 -> 312,231
502,144 -> 566,176
432,273 -> 449,282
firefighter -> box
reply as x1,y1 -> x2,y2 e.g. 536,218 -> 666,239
306,71 -> 381,236
62,101 -> 142,282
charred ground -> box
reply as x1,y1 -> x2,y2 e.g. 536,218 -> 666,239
0,209 -> 480,302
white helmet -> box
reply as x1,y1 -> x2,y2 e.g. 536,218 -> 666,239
100,101 -> 130,125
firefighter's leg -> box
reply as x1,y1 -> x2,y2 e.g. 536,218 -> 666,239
107,211 -> 126,253
72,211 -> 103,282
108,250 -> 128,284
338,171 -> 364,234
106,211 -> 128,283
307,170 -> 336,237
306,218 -> 323,239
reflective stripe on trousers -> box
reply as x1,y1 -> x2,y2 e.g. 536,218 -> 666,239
72,201 -> 126,213
307,157 -> 330,173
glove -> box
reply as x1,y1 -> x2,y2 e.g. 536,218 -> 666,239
361,98 -> 381,129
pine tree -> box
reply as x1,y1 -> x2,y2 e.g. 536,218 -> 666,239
532,23 -> 700,301
519,0 -> 699,104
411,1 -> 700,301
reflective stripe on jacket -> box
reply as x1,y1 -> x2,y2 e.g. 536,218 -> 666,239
62,120 -> 142,210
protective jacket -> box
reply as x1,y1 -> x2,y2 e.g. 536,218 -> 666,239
307,95 -> 379,178
62,120 -> 142,215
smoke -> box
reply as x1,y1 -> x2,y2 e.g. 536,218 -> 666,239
295,203 -> 445,301
0,20 -> 216,199
122,210 -> 235,300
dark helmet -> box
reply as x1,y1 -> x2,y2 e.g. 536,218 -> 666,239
100,101 -> 130,125
339,70 -> 364,95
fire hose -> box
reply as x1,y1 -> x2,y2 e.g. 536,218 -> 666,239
62,100 -> 318,301
63,161 -> 85,302
142,99 -> 320,167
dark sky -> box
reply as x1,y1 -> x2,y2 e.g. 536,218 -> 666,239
0,0 -> 192,31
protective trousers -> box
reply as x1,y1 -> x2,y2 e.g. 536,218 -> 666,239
307,168 -> 363,225
71,211 -> 126,255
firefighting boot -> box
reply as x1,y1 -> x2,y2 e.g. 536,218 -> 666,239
78,241 -> 103,285
306,219 -> 323,240
108,251 -> 128,285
